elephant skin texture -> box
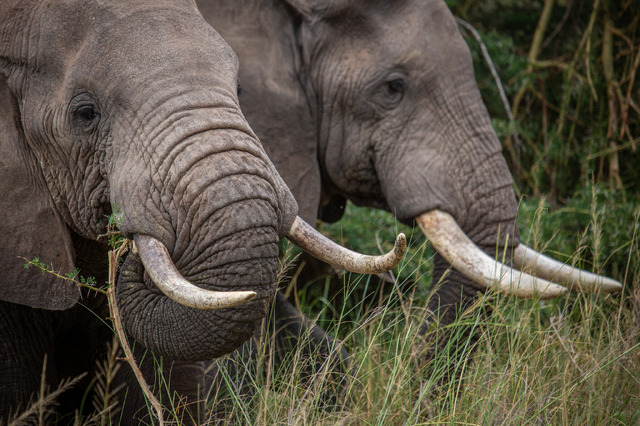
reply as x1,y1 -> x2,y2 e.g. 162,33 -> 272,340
0,0 -> 298,423
195,0 -> 618,395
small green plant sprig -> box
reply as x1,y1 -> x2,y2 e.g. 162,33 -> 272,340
102,202 -> 125,249
22,257 -> 105,294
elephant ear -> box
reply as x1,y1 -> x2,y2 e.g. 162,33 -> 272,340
0,76 -> 79,310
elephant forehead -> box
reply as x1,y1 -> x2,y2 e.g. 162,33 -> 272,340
26,1 -> 238,97
84,14 -> 235,88
101,12 -> 234,70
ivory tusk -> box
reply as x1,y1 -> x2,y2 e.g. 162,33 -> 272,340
286,216 -> 407,274
134,235 -> 256,310
415,210 -> 568,299
512,244 -> 622,293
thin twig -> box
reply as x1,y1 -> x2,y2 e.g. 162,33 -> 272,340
556,0 -> 600,137
603,13 -> 625,192
20,257 -> 107,295
531,60 -> 586,83
455,17 -> 523,154
542,0 -> 573,49
512,0 -> 557,119
97,231 -> 123,239
622,45 -> 640,148
106,243 -> 165,425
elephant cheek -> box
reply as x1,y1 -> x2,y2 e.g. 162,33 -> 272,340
115,253 -> 273,361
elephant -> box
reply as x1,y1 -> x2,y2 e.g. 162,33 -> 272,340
0,0 -> 407,423
197,0 -> 623,395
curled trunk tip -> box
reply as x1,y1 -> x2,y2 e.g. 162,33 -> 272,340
286,216 -> 406,274
134,234 -> 256,310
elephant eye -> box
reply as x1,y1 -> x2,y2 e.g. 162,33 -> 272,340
72,103 -> 100,132
386,79 -> 405,95
365,74 -> 407,114
76,105 -> 98,123
379,78 -> 405,108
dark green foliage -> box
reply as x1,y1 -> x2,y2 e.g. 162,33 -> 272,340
450,0 -> 639,202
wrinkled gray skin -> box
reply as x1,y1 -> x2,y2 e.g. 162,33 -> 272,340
0,0 -> 297,422
199,0 -> 518,385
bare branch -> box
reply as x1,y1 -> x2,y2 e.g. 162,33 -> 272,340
106,242 -> 165,425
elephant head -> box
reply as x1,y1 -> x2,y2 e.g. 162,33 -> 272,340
0,0 -> 405,364
199,0 -> 621,339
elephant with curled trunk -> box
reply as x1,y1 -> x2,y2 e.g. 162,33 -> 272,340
0,0 -> 407,422
198,0 -> 622,388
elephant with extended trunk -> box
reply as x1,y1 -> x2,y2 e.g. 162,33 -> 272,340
198,0 -> 622,386
0,0 -> 407,422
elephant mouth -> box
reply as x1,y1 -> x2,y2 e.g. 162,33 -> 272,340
415,209 -> 622,298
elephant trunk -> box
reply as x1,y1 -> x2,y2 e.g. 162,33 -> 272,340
416,174 -> 520,366
116,232 -> 278,361
113,129 -> 290,361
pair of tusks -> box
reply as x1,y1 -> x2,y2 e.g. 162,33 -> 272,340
134,216 -> 407,310
416,210 -> 623,299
